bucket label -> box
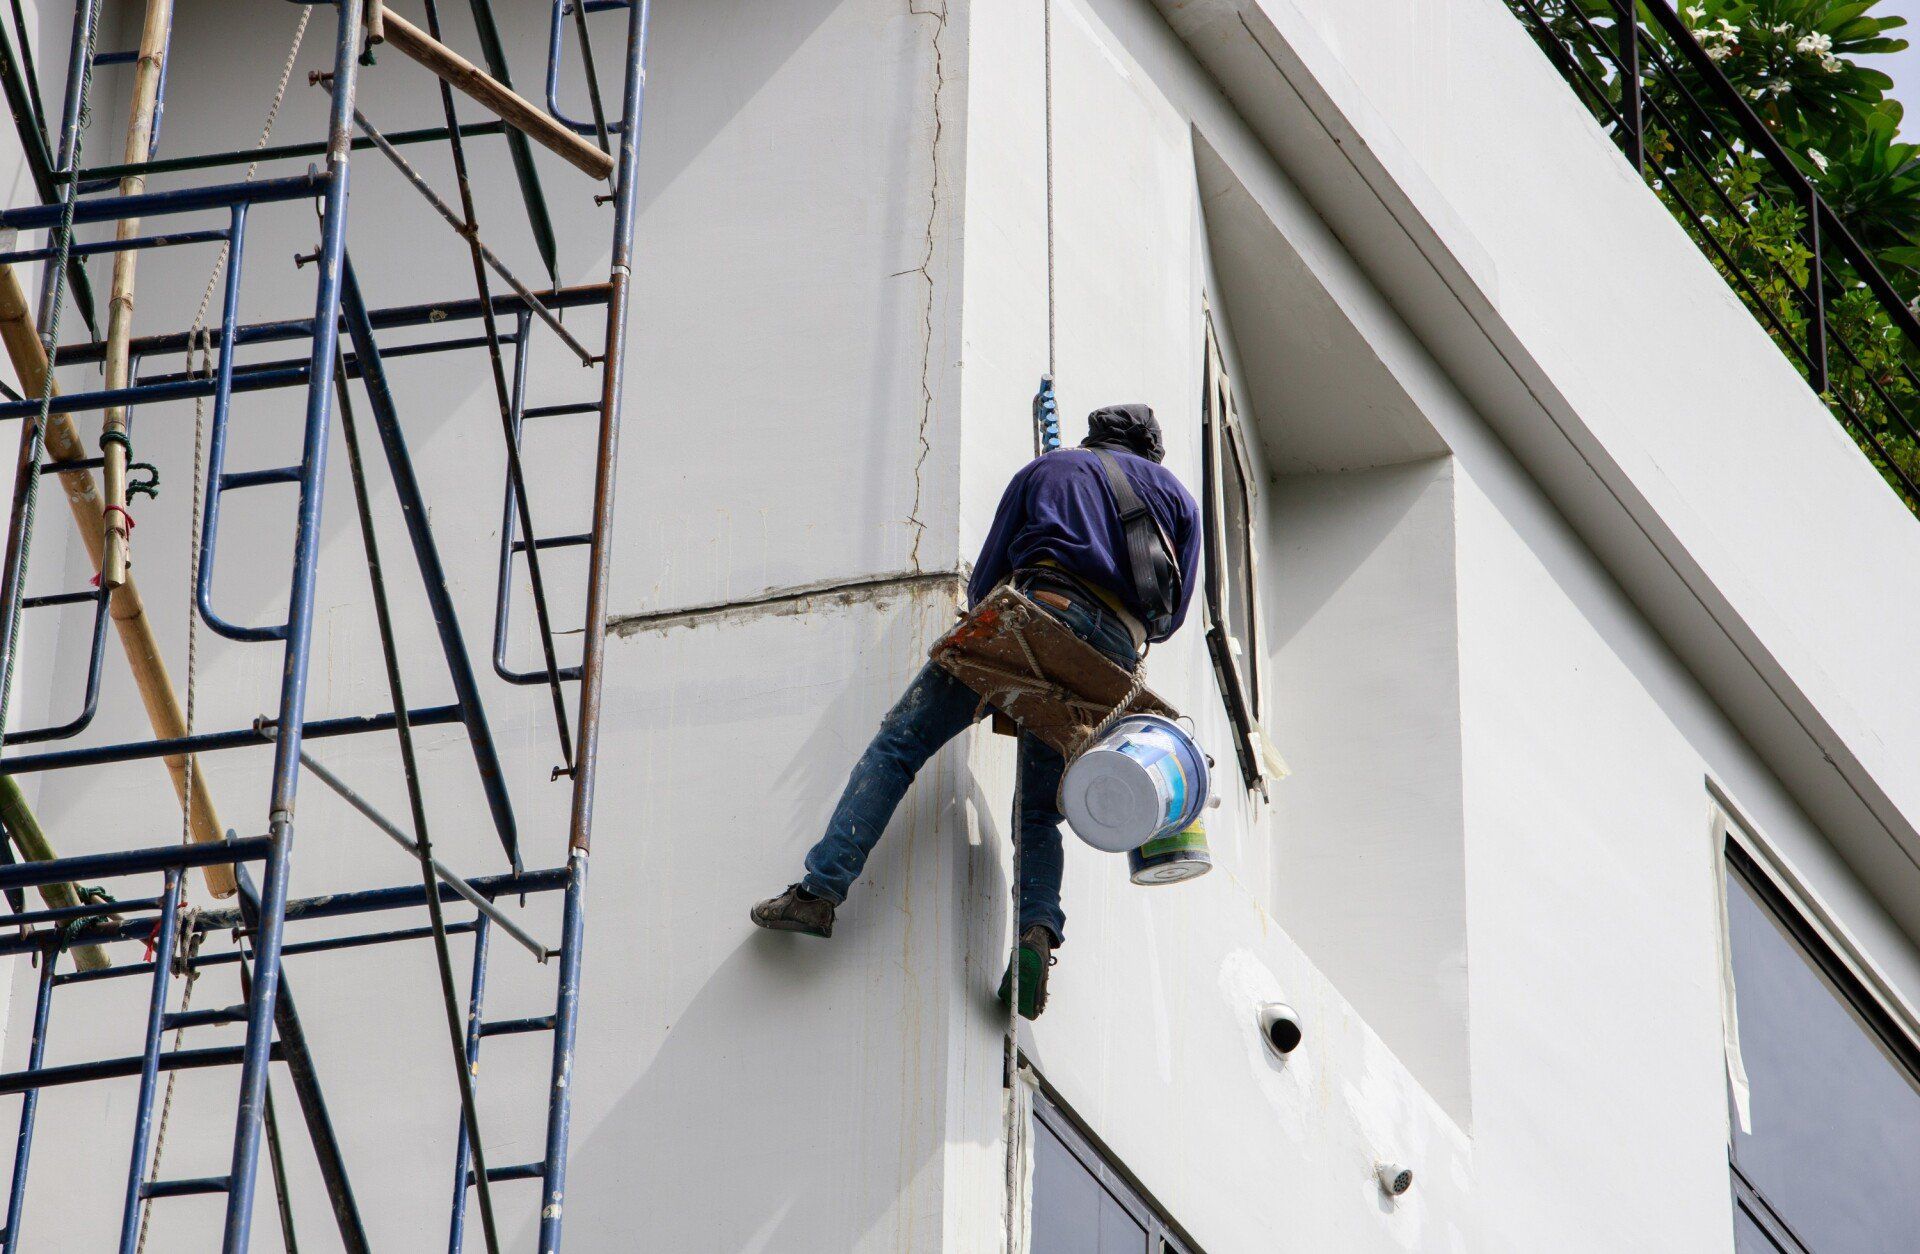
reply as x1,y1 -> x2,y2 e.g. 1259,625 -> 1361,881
1139,823 -> 1207,859
1115,730 -> 1190,829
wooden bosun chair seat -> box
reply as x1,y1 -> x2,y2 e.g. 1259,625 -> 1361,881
930,585 -> 1178,760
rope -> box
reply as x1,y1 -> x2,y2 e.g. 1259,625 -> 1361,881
1002,745 -> 1024,1254
1043,0 -> 1056,386
137,14 -> 312,1246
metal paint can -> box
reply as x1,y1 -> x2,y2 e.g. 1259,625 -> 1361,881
1127,821 -> 1214,885
1060,714 -> 1211,852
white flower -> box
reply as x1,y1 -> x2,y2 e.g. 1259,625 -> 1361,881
1708,43 -> 1735,61
1772,79 -> 1791,95
1822,53 -> 1844,72
1808,148 -> 1829,172
1774,22 -> 1793,34
1796,31 -> 1833,57
1686,4 -> 1705,19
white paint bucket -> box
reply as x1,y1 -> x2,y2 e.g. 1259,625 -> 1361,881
1060,715 -> 1211,852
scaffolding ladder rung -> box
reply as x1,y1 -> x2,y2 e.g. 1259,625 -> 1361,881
512,533 -> 590,554
0,171 -> 323,232
38,455 -> 103,475
219,464 -> 303,491
479,1015 -> 555,1038
21,588 -> 99,610
0,836 -> 271,893
469,1162 -> 545,1186
163,1003 -> 250,1031
141,1175 -> 232,1200
0,1041 -> 284,1096
522,401 -> 600,419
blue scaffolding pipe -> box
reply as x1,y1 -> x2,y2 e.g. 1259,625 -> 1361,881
233,868 -> 372,1253
340,258 -> 521,873
0,836 -> 269,891
221,8 -> 364,1241
0,0 -> 651,1242
542,6 -> 653,1248
1,953 -> 57,1252
494,309 -> 584,687
1,703 -> 464,769
0,225 -> 227,266
4,585 -> 107,743
56,282 -> 610,365
448,912 -> 493,1253
0,170 -> 322,231
0,1042 -> 290,1097
116,870 -> 182,1251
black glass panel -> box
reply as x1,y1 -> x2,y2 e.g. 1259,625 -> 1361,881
1032,1116 -> 1149,1254
1727,872 -> 1920,1254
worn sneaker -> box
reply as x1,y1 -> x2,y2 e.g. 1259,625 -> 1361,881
750,884 -> 835,938
996,925 -> 1058,1020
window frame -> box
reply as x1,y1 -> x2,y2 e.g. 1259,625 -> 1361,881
1200,308 -> 1266,796
1030,1077 -> 1201,1253
1721,834 -> 1920,1254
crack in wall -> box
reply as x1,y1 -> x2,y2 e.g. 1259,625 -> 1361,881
606,569 -> 963,637
905,0 -> 949,572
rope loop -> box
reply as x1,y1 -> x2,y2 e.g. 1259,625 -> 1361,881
126,462 -> 160,500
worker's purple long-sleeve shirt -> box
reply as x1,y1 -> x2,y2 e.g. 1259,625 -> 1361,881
967,447 -> 1203,641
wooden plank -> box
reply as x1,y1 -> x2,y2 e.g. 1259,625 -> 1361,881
379,8 -> 614,180
0,778 -> 111,970
930,586 -> 1176,759
98,0 -> 175,590
0,264 -> 235,899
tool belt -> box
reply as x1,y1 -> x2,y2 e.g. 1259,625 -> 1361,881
930,585 -> 1175,757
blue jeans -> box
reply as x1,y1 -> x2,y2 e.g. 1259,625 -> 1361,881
801,575 -> 1140,944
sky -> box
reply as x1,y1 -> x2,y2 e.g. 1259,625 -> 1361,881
1877,0 -> 1920,120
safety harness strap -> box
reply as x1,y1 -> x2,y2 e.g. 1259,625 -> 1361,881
1090,449 -> 1180,641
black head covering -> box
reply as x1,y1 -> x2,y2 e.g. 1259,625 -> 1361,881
1080,403 -> 1165,463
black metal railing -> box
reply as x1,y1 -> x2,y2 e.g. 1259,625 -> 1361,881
1508,0 -> 1920,511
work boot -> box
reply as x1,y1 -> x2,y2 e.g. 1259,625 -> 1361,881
750,884 -> 835,938
996,925 -> 1058,1020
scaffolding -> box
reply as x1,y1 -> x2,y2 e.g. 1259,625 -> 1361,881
0,0 -> 648,1248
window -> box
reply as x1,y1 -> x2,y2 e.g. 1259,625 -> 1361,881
1723,840 -> 1920,1254
1031,1083 -> 1198,1253
1201,310 -> 1266,795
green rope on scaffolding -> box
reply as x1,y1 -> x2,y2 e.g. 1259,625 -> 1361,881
127,462 -> 160,500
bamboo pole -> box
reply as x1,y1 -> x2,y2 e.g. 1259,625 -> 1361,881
0,778 -> 111,971
0,264 -> 235,899
378,8 -> 614,180
97,0 -> 174,591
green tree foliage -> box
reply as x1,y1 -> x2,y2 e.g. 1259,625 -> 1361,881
1511,0 -> 1920,503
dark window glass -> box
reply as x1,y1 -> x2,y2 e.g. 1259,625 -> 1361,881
1220,427 -> 1258,713
1031,1087 -> 1190,1254
1200,312 -> 1265,794
1727,867 -> 1920,1254
1032,1115 -> 1148,1254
